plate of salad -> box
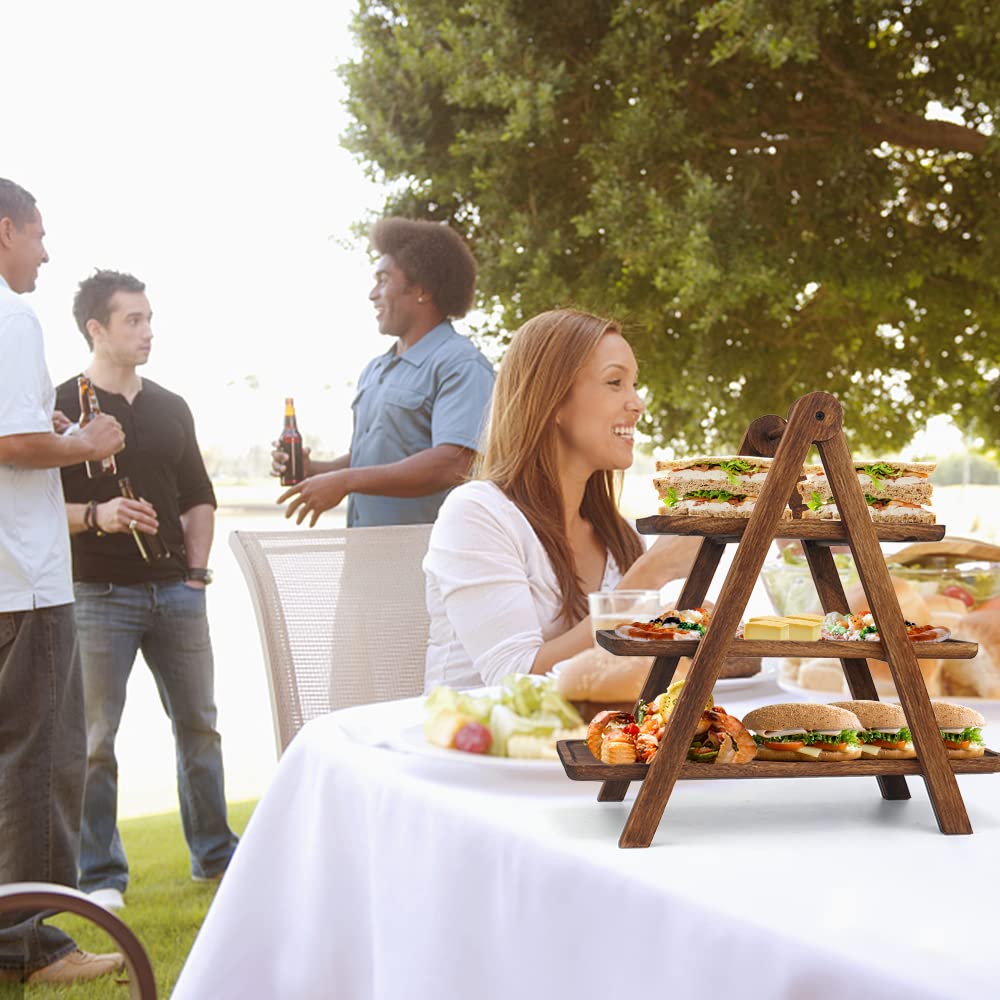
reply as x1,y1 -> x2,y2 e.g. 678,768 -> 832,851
397,674 -> 587,767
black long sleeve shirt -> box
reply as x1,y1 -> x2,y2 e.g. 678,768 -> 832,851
56,376 -> 216,584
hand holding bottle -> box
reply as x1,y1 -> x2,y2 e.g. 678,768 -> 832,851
78,413 -> 125,463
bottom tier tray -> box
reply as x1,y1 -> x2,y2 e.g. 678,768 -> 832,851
557,740 -> 1000,780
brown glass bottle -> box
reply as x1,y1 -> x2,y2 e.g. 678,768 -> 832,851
77,374 -> 117,478
118,477 -> 170,562
279,397 -> 304,486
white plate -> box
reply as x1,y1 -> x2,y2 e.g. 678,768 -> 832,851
775,675 -> 1000,722
393,723 -> 563,769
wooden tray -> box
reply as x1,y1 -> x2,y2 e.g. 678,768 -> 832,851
637,515 -> 945,544
558,740 -> 1000,781
596,631 -> 979,661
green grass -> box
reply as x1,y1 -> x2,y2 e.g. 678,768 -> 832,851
17,800 -> 256,999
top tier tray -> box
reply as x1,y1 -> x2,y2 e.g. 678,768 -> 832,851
637,514 -> 945,543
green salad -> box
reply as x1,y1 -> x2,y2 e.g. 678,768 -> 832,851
424,674 -> 583,757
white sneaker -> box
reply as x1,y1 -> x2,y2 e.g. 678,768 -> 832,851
88,888 -> 125,912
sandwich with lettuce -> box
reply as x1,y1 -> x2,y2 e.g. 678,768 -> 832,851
654,455 -> 790,518
741,703 -> 863,761
798,460 -> 935,524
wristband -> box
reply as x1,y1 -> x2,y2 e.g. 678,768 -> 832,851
186,567 -> 213,585
86,500 -> 106,537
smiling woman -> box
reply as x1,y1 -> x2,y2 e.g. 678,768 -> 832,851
422,308 -> 702,691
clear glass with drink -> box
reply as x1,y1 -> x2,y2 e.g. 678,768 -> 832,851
588,590 -> 660,642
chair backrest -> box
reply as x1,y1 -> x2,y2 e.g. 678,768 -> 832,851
230,525 -> 433,754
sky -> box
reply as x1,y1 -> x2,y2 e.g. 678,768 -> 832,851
5,0 -> 388,460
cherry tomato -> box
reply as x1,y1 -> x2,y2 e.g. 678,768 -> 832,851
454,721 -> 492,754
940,584 -> 975,609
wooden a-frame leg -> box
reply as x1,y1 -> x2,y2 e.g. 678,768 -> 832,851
597,539 -> 726,802
619,396 -> 827,846
818,433 -> 971,834
802,540 -> 910,801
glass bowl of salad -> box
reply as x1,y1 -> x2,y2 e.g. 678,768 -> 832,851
760,546 -> 859,617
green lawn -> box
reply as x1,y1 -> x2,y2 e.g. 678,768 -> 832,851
17,800 -> 256,999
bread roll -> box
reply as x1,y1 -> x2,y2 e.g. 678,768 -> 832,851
555,648 -> 654,719
938,608 -> 1000,697
844,575 -> 930,625
797,658 -> 849,694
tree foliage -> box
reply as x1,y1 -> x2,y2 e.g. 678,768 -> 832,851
342,0 -> 1000,451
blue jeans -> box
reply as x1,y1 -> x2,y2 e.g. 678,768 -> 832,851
73,581 -> 238,892
0,604 -> 82,975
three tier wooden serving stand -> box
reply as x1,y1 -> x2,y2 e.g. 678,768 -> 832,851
557,391 -> 1000,847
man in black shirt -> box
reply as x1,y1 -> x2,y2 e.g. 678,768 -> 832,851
56,269 -> 238,912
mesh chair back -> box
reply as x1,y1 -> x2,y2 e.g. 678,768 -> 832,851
230,525 -> 433,754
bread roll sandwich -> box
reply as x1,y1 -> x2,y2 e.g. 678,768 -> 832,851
553,648 -> 653,721
931,700 -> 986,758
741,703 -> 863,760
831,700 -> 915,758
654,455 -> 790,518
798,460 -> 935,523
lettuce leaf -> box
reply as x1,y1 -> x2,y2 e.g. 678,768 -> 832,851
863,727 -> 912,743
942,726 -> 984,745
806,491 -> 827,512
664,486 -> 680,507
718,458 -> 755,485
862,463 -> 899,484
424,686 -> 492,725
685,489 -> 744,501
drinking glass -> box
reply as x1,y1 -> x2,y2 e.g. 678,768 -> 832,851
588,590 -> 660,642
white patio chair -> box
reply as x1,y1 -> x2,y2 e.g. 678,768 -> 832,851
229,525 -> 433,755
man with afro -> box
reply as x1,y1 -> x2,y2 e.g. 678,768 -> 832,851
277,217 -> 494,526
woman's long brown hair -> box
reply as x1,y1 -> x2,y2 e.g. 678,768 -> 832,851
476,308 -> 644,625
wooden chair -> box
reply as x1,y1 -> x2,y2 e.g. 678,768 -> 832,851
0,882 -> 156,997
230,525 -> 433,754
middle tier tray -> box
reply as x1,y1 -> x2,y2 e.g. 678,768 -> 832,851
596,630 -> 979,660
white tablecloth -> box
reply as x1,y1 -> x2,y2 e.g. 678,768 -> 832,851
173,680 -> 1000,1000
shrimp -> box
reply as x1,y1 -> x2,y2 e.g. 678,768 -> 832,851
705,708 -> 757,764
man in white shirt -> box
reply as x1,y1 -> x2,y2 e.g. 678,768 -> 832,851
0,178 -> 127,985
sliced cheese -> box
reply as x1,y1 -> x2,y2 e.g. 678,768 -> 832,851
860,744 -> 881,757
744,619 -> 789,640
784,619 -> 822,641
796,745 -> 823,758
784,613 -> 824,624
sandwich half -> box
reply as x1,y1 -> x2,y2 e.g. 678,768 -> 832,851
798,460 -> 935,523
654,455 -> 788,518
831,700 -> 915,758
741,703 -> 863,761
931,700 -> 986,759
801,460 -> 935,499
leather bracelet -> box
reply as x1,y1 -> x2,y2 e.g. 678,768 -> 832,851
85,500 -> 106,537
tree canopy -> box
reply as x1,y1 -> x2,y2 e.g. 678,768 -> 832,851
342,0 -> 999,452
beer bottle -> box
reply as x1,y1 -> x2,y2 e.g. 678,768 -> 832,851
279,397 -> 304,486
118,477 -> 170,562
78,374 -> 117,478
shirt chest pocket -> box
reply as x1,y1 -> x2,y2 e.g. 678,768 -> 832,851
380,386 -> 432,452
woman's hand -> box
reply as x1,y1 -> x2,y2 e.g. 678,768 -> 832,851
620,534 -> 702,590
